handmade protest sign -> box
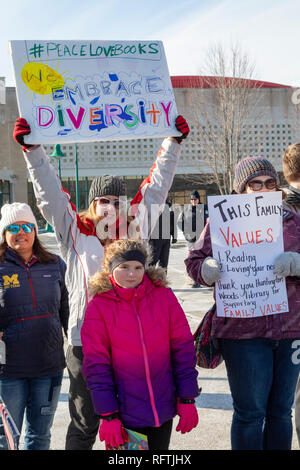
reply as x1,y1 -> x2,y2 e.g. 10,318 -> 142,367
9,40 -> 180,144
106,428 -> 148,450
207,192 -> 288,318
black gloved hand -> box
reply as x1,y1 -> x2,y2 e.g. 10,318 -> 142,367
174,115 -> 190,144
13,117 -> 34,151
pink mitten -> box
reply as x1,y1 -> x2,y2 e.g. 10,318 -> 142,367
99,418 -> 126,449
176,402 -> 199,433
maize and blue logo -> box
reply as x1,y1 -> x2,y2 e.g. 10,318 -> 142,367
2,274 -> 20,289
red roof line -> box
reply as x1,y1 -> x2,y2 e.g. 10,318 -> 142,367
170,75 -> 291,89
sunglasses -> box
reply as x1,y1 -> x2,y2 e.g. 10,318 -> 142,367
247,178 -> 277,191
94,197 -> 123,209
5,223 -> 35,234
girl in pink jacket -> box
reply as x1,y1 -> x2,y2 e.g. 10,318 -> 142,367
81,239 -> 199,450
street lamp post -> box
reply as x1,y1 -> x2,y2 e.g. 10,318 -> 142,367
51,144 -> 80,211
75,144 -> 80,211
50,144 -> 65,180
46,144 -> 65,232
47,144 -> 66,233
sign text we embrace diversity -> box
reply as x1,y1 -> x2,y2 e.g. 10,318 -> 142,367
208,192 -> 289,318
9,40 -> 179,144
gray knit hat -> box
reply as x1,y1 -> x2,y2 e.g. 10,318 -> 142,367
233,156 -> 278,193
88,175 -> 127,205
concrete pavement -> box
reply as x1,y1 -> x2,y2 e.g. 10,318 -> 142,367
19,233 -> 298,450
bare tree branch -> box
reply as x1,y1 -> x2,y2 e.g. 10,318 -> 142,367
188,42 -> 265,194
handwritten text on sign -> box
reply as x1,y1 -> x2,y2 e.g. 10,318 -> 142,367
207,192 -> 288,318
9,40 -> 179,144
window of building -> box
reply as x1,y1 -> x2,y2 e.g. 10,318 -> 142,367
0,180 -> 10,209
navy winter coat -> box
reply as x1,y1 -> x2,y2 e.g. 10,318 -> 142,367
0,247 -> 69,377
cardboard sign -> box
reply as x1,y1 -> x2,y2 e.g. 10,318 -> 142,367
0,396 -> 20,450
207,192 -> 289,318
9,40 -> 179,144
106,428 -> 148,450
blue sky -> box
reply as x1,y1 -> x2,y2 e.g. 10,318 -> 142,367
2,0 -> 300,87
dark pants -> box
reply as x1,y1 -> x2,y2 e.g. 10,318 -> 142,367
65,346 -> 173,451
294,374 -> 300,445
149,239 -> 171,270
65,345 -> 99,450
128,419 -> 173,450
220,338 -> 300,450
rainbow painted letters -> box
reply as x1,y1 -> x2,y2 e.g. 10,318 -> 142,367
9,40 -> 179,144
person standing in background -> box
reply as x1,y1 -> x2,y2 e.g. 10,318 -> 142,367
177,190 -> 208,287
281,143 -> 300,448
282,143 -> 300,214
149,198 -> 177,272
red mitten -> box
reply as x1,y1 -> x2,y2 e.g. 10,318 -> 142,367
99,418 -> 126,449
13,117 -> 34,151
174,115 -> 190,143
176,402 -> 199,433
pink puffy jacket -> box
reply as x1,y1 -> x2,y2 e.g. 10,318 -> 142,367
81,273 -> 199,429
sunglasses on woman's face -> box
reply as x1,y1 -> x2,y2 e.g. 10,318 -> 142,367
247,178 -> 277,191
94,197 -> 122,209
5,223 -> 35,234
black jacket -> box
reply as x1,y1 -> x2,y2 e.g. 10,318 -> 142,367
149,203 -> 176,241
177,204 -> 209,243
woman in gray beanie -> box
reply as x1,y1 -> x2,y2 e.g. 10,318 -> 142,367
13,115 -> 190,450
185,156 -> 300,450
0,203 -> 69,450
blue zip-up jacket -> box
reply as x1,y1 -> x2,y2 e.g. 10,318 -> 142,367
0,248 -> 69,378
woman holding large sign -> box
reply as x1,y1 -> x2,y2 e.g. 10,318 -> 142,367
185,156 -> 300,450
13,115 -> 189,450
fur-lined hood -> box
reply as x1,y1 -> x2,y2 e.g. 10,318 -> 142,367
89,265 -> 168,298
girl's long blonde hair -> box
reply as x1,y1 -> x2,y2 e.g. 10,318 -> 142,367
79,200 -> 140,244
78,200 -> 99,225
88,239 -> 168,297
